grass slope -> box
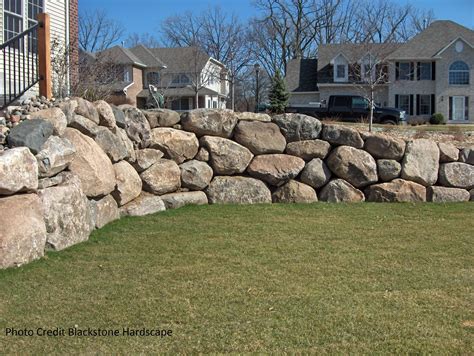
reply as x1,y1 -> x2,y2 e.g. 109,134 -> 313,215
1,203 -> 473,353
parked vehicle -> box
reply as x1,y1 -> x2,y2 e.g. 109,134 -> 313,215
286,95 -> 407,125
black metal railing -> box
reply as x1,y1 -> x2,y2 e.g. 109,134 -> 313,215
0,23 -> 40,110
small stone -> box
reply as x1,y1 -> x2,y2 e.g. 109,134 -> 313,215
377,159 -> 401,182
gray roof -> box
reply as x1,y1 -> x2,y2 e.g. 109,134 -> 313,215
285,58 -> 318,92
129,45 -> 167,68
149,46 -> 210,73
388,20 -> 474,60
98,46 -> 146,67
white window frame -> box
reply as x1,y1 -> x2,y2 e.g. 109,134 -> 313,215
333,55 -> 348,82
3,0 -> 24,41
419,95 -> 431,115
452,96 -> 466,120
449,61 -> 469,85
398,95 -> 410,113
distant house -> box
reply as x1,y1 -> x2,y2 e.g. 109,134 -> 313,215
91,45 -> 229,110
286,20 -> 474,123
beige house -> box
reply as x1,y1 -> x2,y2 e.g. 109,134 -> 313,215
286,20 -> 474,123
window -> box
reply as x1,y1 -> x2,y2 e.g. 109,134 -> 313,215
333,96 -> 350,108
4,0 -> 23,42
171,98 -> 190,111
419,95 -> 431,115
398,62 -> 411,80
147,72 -> 160,85
419,62 -> 432,80
336,64 -> 345,79
398,95 -> 410,113
352,97 -> 368,109
172,75 -> 180,84
212,101 -> 217,109
124,70 -> 130,82
180,74 -> 189,83
449,61 -> 469,85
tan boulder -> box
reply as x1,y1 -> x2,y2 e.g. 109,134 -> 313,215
0,147 -> 38,195
438,162 -> 474,189
119,192 -> 166,217
285,140 -> 331,160
319,179 -> 365,203
112,161 -> 142,206
247,154 -> 305,186
401,139 -> 440,186
366,179 -> 426,202
272,180 -> 317,203
144,109 -> 181,128
133,148 -> 164,173
89,194 -> 120,229
364,133 -> 406,160
179,160 -> 213,190
36,135 -> 76,178
94,100 -> 116,129
160,191 -> 208,209
200,136 -> 253,175
140,159 -> 181,195
427,186 -> 470,202
181,109 -> 238,138
234,121 -> 286,155
206,176 -> 272,204
150,128 -> 199,164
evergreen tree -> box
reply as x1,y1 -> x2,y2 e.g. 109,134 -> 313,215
268,71 -> 289,114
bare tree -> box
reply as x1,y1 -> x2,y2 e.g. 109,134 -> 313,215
160,11 -> 202,47
79,9 -> 125,52
126,32 -> 161,48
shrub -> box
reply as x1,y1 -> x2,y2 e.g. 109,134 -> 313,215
430,113 -> 445,125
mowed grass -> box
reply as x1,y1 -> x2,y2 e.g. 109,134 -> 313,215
0,203 -> 473,354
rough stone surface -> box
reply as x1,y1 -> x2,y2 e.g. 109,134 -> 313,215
32,107 -> 67,135
69,114 -> 99,137
0,194 -> 47,268
206,176 -> 272,204
119,192 -> 166,217
179,160 -> 213,190
322,124 -> 364,148
285,140 -> 331,160
90,194 -> 120,229
111,105 -> 126,129
459,146 -> 474,165
300,158 -> 332,189
401,139 -> 440,186
377,159 -> 402,182
438,162 -> 474,190
438,142 -> 459,163
74,97 -> 99,124
94,100 -> 116,129
427,186 -> 470,202
200,136 -> 253,175
62,128 -> 116,198
181,109 -> 238,138
272,180 -> 317,203
0,147 -> 38,195
38,174 -> 92,250
364,133 -> 406,160
247,154 -> 305,186
144,109 -> 181,128
123,107 -> 152,148
470,189 -> 474,201
36,135 -> 76,178
140,159 -> 181,195
133,148 -> 164,173
366,179 -> 427,202
150,128 -> 199,164
234,121 -> 286,155
93,127 -> 129,163
37,171 -> 71,189
272,113 -> 322,143
57,99 -> 78,124
236,112 -> 272,122
326,146 -> 378,188
112,161 -> 142,206
7,119 -> 54,154
195,147 -> 209,162
161,191 -> 208,209
116,127 -> 136,163
319,179 -> 365,203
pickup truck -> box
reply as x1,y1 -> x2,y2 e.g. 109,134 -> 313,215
286,95 -> 407,125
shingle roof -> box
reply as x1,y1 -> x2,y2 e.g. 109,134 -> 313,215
98,46 -> 146,67
129,45 -> 167,68
148,46 -> 210,73
285,58 -> 318,92
387,20 -> 474,60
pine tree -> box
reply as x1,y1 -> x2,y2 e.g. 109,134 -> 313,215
269,70 -> 289,114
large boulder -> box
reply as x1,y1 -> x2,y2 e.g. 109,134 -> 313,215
234,121 -> 286,155
179,160 -> 213,190
160,191 -> 208,209
322,124 -> 364,148
36,135 -> 76,178
272,180 -> 317,203
459,146 -> 474,165
285,140 -> 331,161
150,128 -> 199,164
438,162 -> 474,190
68,114 -> 99,137
427,186 -> 470,203
364,133 -> 406,160
140,159 -> 181,195
206,176 -> 272,204
0,194 -> 47,268
401,139 -> 440,186
73,97 -> 100,124
112,161 -> 142,206
132,148 -> 164,173
272,113 -> 322,143
116,127 -> 136,163
144,109 -> 181,128
200,136 -> 253,175
120,192 -> 166,217
319,179 -> 365,203
32,107 -> 67,135
38,174 -> 92,251
94,100 -> 116,129
300,158 -> 332,189
122,107 -> 152,148
236,112 -> 272,122
181,109 -> 238,138
366,179 -> 426,202
7,119 -> 54,154
377,159 -> 401,182
62,128 -> 116,198
57,99 -> 78,124
470,189 -> 474,201
89,194 -> 120,229
93,127 -> 129,163
0,147 -> 38,195
326,146 -> 378,188
111,105 -> 126,129
247,154 -> 305,186
438,142 -> 459,163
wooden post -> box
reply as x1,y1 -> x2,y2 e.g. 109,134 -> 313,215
38,13 -> 52,99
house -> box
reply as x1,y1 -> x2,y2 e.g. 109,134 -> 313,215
0,0 -> 79,103
286,20 -> 474,123
92,45 -> 229,110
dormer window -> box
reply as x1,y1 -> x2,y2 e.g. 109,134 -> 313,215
336,65 -> 345,79
333,54 -> 348,82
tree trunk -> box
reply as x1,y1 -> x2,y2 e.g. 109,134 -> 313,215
195,92 -> 199,109
369,90 -> 374,133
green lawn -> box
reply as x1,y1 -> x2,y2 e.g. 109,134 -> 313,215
1,203 -> 473,354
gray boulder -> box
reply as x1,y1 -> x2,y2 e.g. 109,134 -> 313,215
120,192 -> 166,217
73,97 -> 100,124
140,159 -> 181,195
133,148 -> 164,173
7,119 -> 54,154
32,107 -> 67,135
206,176 -> 272,204
247,154 -> 305,186
322,124 -> 364,148
427,186 -> 470,202
94,100 -> 116,129
111,105 -> 126,129
200,136 -> 253,175
94,127 -> 129,162
116,127 -> 136,163
160,191 -> 208,209
459,146 -> 474,165
319,179 -> 365,202
272,113 -> 322,143
179,160 -> 214,190
181,109 -> 238,138
150,128 -> 199,164
112,161 -> 142,206
377,159 -> 401,182
144,109 -> 181,128
285,139 -> 331,160
300,158 -> 332,189
438,142 -> 459,163
36,135 -> 76,178
366,179 -> 426,202
401,139 -> 440,186
438,162 -> 474,190
234,121 -> 286,155
272,180 -> 317,203
364,133 -> 406,160
69,114 -> 100,137
57,99 -> 78,124
195,147 -> 210,162
123,107 -> 152,148
236,112 -> 272,122
0,147 -> 38,195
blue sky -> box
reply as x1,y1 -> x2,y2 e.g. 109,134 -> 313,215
79,0 -> 474,38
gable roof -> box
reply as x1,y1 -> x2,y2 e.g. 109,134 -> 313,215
388,20 -> 474,60
98,46 -> 146,67
149,46 -> 210,73
129,45 -> 167,68
285,58 -> 318,92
